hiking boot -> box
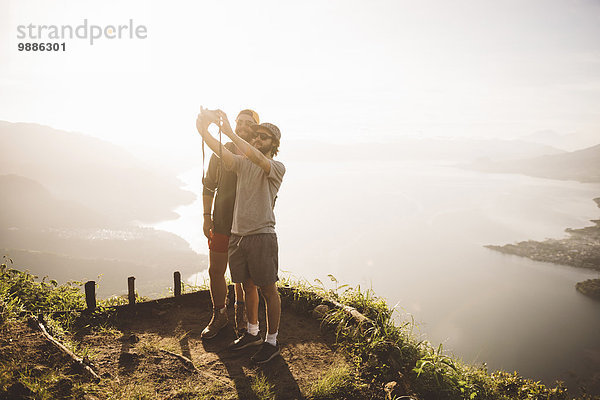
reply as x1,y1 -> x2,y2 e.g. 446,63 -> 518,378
234,302 -> 248,337
229,331 -> 262,351
201,308 -> 228,339
251,342 -> 280,364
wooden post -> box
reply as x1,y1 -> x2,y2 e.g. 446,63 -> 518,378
128,277 -> 136,305
84,281 -> 96,310
174,271 -> 181,297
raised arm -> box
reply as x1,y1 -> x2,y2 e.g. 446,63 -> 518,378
215,110 -> 272,174
196,109 -> 236,171
201,154 -> 219,239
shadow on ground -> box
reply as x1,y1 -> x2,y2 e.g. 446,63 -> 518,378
80,289 -> 348,399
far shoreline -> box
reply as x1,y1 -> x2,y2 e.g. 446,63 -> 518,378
487,197 -> 600,300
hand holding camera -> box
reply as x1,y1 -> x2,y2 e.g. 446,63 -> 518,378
196,107 -> 235,140
196,107 -> 219,136
214,110 -> 234,138
200,107 -> 220,123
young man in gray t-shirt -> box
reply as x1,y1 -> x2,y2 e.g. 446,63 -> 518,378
196,108 -> 285,364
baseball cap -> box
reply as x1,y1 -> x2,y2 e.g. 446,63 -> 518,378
252,123 -> 281,142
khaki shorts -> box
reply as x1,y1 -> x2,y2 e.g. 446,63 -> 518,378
228,233 -> 279,287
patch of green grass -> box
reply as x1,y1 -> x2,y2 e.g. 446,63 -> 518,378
14,370 -> 55,400
278,273 -> 574,400
99,294 -> 130,307
0,360 -> 95,400
283,275 -> 419,383
0,292 -> 24,325
136,340 -> 158,355
0,257 -> 84,331
167,380 -> 235,400
98,290 -> 150,307
106,379 -> 158,400
182,279 -> 210,293
251,372 -> 276,400
73,341 -> 100,360
0,358 -> 19,394
308,364 -> 357,399
177,269 -> 224,295
95,321 -> 121,337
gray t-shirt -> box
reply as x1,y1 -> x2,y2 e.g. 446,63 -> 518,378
228,155 -> 285,236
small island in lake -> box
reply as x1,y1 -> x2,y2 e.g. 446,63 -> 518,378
576,279 -> 600,300
487,198 -> 600,301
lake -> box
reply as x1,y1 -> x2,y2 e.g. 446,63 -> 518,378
152,159 -> 600,393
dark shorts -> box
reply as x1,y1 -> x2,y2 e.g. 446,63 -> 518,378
228,233 -> 279,287
208,230 -> 230,253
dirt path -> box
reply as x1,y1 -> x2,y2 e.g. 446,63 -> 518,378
3,290 -> 358,399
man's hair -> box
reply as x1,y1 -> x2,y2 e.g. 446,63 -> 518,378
237,109 -> 259,124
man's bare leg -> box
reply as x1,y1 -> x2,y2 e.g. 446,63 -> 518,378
209,252 -> 245,306
233,282 -> 247,335
201,250 -> 229,339
234,282 -> 244,302
208,251 -> 228,308
209,249 -> 247,335
249,282 -> 281,364
229,278 -> 263,350
242,278 -> 259,327
259,283 -> 281,335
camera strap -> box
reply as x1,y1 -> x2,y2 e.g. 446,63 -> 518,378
201,138 -> 205,185
201,117 -> 224,192
218,119 -> 223,181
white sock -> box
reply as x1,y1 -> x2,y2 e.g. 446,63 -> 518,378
248,322 -> 259,336
266,332 -> 278,346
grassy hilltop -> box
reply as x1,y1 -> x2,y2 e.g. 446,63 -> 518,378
2,259 -> 594,400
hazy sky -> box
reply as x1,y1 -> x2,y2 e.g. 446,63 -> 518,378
1,0 -> 600,158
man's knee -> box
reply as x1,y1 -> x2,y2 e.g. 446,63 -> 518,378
208,258 -> 227,278
259,283 -> 279,300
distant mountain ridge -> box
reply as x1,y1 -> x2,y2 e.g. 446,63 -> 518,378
0,174 -> 108,228
284,137 -> 564,163
467,143 -> 600,182
0,121 -> 203,295
0,121 -> 195,224
521,129 -> 599,152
